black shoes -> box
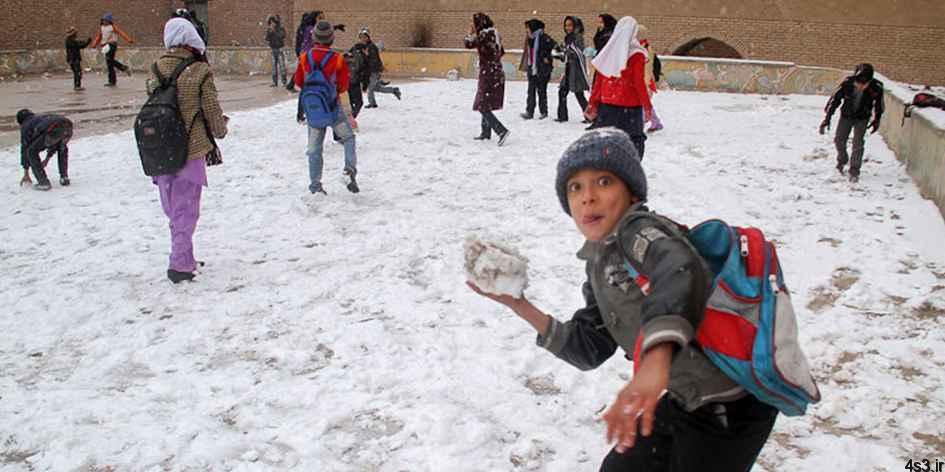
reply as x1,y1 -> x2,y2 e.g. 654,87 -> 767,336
167,269 -> 195,284
836,162 -> 846,175
344,168 -> 360,194
474,134 -> 491,140
538,114 -> 548,120
497,130 -> 511,147
520,112 -> 533,120
365,104 -> 378,109
34,181 -> 52,191
393,89 -> 402,100
60,177 -> 71,186
554,118 -> 567,123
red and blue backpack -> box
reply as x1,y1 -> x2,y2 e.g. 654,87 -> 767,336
624,217 -> 822,416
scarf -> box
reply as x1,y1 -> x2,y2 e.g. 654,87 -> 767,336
530,29 -> 543,75
591,16 -> 647,78
163,17 -> 206,54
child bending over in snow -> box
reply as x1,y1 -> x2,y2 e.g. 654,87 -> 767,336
17,109 -> 73,191
468,129 -> 777,471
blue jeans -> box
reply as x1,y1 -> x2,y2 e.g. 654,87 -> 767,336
306,108 -> 357,193
271,48 -> 287,85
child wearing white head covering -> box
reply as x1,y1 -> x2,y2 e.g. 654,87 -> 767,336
163,17 -> 206,55
591,16 -> 647,78
585,16 -> 652,159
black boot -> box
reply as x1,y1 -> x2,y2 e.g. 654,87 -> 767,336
167,269 -> 195,284
344,168 -> 360,194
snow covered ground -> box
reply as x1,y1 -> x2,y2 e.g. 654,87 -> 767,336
2,79 -> 944,471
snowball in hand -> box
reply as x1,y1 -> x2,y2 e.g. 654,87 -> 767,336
464,235 -> 529,298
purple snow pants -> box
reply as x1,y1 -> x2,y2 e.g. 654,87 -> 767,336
153,158 -> 207,273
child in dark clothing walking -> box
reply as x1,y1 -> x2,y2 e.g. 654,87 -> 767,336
17,109 -> 74,190
554,16 -> 590,123
519,19 -> 556,120
65,27 -> 91,91
359,27 -> 402,108
820,63 -> 884,183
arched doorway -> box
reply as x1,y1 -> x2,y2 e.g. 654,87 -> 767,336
673,38 -> 742,59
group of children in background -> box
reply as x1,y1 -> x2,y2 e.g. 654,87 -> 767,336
64,12 -> 135,90
519,13 -> 664,136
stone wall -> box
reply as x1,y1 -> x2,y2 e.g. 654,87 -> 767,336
878,78 -> 945,219
0,47 -> 846,96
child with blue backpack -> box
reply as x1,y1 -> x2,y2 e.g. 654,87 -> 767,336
468,129 -> 820,471
294,20 -> 359,195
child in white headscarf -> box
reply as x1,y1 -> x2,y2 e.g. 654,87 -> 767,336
585,16 -> 652,159
146,17 -> 228,284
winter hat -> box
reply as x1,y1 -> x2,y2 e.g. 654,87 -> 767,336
854,63 -> 874,82
358,27 -> 371,39
314,21 -> 334,45
102,12 -> 113,23
66,26 -> 77,35
555,128 -> 647,215
16,109 -> 34,125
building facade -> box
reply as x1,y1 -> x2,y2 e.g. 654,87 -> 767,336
1,0 -> 943,84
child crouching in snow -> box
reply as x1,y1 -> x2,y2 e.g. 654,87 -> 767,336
468,129 -> 777,471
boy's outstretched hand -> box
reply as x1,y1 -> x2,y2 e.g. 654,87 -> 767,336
603,343 -> 673,453
819,119 -> 830,135
19,171 -> 31,187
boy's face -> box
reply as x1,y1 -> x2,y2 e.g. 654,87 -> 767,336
565,19 -> 574,33
360,34 -> 369,43
566,169 -> 635,242
854,79 -> 868,91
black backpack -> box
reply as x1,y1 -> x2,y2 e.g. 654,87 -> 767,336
134,57 -> 198,176
653,54 -> 662,83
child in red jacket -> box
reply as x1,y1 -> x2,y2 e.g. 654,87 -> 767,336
295,21 -> 359,195
585,16 -> 652,159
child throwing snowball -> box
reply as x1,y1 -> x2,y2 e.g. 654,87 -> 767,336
468,129 -> 779,471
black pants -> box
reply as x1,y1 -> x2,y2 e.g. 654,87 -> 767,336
348,81 -> 364,118
600,395 -> 777,472
835,116 -> 868,177
557,73 -> 588,121
596,104 -> 647,160
105,43 -> 128,85
526,74 -> 550,116
480,110 -> 507,138
25,122 -> 73,184
69,61 -> 82,88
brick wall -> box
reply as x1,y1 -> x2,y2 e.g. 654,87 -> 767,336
0,0 -> 171,49
2,0 -> 943,84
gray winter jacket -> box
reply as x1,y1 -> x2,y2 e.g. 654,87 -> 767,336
556,17 -> 589,93
536,205 -> 745,411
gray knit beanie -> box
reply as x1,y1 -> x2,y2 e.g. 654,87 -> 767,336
314,20 -> 335,45
555,128 -> 647,215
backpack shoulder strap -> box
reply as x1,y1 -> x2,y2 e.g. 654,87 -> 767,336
168,57 -> 199,86
319,50 -> 334,69
151,62 -> 167,88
